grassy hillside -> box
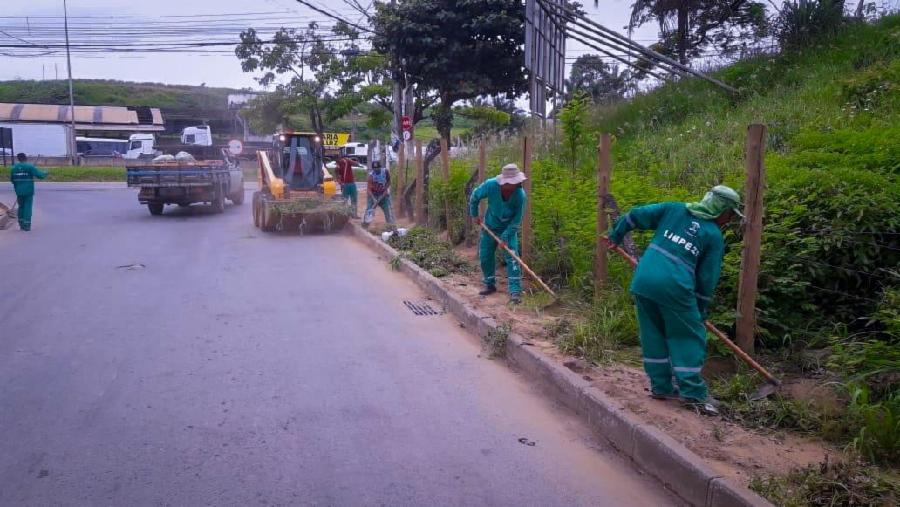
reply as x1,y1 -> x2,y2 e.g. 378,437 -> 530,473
0,79 -> 241,112
527,15 -> 900,347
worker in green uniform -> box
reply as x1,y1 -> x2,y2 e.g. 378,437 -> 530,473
9,153 -> 48,231
469,163 -> 527,305
607,186 -> 742,416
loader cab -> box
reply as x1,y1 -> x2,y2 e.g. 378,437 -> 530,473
273,132 -> 326,191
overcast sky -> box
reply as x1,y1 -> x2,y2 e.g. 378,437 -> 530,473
0,0 -> 659,90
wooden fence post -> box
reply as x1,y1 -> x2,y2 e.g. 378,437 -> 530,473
415,139 -> 426,225
594,134 -> 612,293
478,141 -> 487,218
736,124 -> 767,353
521,136 -> 533,263
397,143 -> 406,215
465,141 -> 488,247
440,137 -> 452,237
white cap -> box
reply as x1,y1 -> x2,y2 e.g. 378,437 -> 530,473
496,163 -> 527,185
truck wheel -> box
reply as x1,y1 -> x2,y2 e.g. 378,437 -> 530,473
148,202 -> 164,216
252,192 -> 261,227
211,185 -> 226,214
230,187 -> 245,205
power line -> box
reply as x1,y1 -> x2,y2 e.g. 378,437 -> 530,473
294,0 -> 375,33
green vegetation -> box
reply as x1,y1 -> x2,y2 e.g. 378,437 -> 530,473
749,459 -> 898,507
711,373 -> 826,434
0,79 -> 238,111
0,166 -> 125,182
386,227 -> 470,278
523,16 -> 900,352
427,162 -> 475,244
482,323 -> 512,359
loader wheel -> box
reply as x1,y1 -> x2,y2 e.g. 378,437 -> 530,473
211,185 -> 226,214
148,202 -> 164,216
252,192 -> 261,228
261,204 -> 277,232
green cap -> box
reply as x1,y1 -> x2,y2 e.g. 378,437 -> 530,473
711,185 -> 743,218
686,185 -> 743,220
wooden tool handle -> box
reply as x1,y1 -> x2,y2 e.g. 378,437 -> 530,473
703,323 -> 780,385
480,222 -> 557,298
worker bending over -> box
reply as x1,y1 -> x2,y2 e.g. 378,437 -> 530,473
469,163 -> 527,305
607,186 -> 742,416
335,155 -> 358,218
364,161 -> 395,229
9,153 -> 48,231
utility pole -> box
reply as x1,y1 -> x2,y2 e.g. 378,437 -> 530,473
390,0 -> 403,160
63,0 -> 77,165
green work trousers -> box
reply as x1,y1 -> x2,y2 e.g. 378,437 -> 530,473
479,225 -> 522,295
342,183 -> 358,212
634,295 -> 708,401
366,193 -> 395,225
16,194 -> 33,231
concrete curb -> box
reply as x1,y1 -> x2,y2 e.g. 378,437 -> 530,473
349,223 -> 771,507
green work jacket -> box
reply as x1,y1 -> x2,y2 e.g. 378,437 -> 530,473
609,202 -> 725,316
468,178 -> 526,241
10,162 -> 48,196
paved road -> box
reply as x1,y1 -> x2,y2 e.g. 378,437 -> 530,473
0,184 -> 674,506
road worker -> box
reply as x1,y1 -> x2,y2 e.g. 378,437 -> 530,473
469,163 -> 527,305
9,153 -> 48,231
607,185 -> 742,416
364,160 -> 395,229
335,155 -> 358,218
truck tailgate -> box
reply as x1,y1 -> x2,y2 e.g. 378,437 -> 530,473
126,161 -> 227,187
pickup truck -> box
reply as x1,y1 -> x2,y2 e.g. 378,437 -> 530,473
126,148 -> 244,216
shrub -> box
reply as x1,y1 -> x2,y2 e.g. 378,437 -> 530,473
775,0 -> 846,48
716,164 -> 900,347
846,385 -> 900,466
427,162 -> 475,244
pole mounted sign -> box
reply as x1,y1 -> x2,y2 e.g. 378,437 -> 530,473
401,116 -> 412,141
524,0 -> 567,119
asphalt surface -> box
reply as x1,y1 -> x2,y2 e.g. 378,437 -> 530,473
0,183 -> 675,506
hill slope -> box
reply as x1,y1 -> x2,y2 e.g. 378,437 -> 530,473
526,15 -> 899,347
0,79 -> 242,113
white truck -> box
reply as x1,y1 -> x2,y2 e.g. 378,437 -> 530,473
125,127 -> 214,160
0,122 -> 73,157
180,126 -> 213,146
125,133 -> 156,159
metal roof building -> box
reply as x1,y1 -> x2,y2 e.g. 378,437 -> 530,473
0,103 -> 164,132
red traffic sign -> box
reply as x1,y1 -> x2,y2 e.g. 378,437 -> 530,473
401,116 -> 412,131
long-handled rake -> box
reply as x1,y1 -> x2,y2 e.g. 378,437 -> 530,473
479,221 -> 557,302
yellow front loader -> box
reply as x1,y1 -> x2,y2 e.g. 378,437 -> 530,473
251,131 -> 351,234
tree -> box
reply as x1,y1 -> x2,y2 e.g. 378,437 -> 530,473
566,55 -> 631,104
455,96 -> 527,138
236,20 -> 436,137
629,0 -> 768,65
373,0 -> 528,145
